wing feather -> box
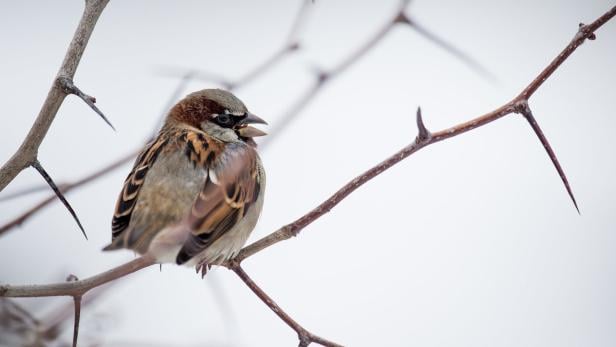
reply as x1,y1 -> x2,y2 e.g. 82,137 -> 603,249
176,144 -> 260,265
110,136 -> 169,241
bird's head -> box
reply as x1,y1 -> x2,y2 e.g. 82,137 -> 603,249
169,89 -> 267,143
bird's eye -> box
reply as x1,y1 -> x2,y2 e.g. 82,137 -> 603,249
216,114 -> 232,126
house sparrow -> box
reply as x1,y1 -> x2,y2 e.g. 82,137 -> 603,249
104,89 -> 266,275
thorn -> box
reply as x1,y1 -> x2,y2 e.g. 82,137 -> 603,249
416,106 -> 431,141
394,12 -> 411,25
516,101 -> 580,213
316,70 -> 329,85
298,334 -> 311,347
32,160 -> 88,239
405,16 -> 498,83
72,296 -> 82,347
58,77 -> 115,131
579,23 -> 596,40
287,42 -> 301,52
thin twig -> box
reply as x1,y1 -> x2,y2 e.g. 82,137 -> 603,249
230,263 -> 342,347
0,0 -> 110,191
400,14 -> 497,82
0,184 -> 52,202
40,285 -> 115,341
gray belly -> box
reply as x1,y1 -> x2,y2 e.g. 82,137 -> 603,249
127,150 -> 206,253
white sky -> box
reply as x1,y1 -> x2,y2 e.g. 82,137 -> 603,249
1,0 -> 615,346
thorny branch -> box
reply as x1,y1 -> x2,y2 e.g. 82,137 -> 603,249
0,0 -> 316,236
232,5 -> 616,261
0,0 -> 485,235
0,0 -> 111,237
0,150 -> 138,236
2,3 -> 615,347
1,256 -> 155,347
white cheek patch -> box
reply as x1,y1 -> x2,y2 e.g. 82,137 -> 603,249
209,169 -> 219,185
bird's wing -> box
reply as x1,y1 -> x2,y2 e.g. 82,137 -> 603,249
176,144 -> 261,265
109,135 -> 170,243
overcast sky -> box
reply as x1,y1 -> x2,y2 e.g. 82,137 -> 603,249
1,1 -> 615,346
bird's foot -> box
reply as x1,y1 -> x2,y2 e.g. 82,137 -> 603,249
195,262 -> 213,278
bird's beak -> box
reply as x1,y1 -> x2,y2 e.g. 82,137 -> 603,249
242,112 -> 268,125
237,112 -> 268,137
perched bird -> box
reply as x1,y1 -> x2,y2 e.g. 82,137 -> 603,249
104,89 -> 266,275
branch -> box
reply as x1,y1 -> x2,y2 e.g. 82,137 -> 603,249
0,0 -> 315,236
158,0 -> 314,91
399,14 -> 497,81
0,0 -> 110,192
0,256 -> 154,298
0,256 -> 155,346
232,5 -> 616,263
230,263 -> 342,347
260,0 -> 490,149
1,5 -> 614,347
0,150 -> 138,237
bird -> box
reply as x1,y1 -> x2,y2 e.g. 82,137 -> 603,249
104,89 -> 267,276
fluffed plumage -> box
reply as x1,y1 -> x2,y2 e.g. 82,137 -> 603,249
104,89 -> 266,274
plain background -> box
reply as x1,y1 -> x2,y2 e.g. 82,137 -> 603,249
1,0 -> 615,346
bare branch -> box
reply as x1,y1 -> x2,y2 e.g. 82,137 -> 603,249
400,14 -> 496,81
232,5 -> 616,262
0,255 -> 155,345
0,298 -> 42,345
0,150 -> 138,236
262,0 -> 492,149
0,184 -> 52,202
1,4 -> 614,346
518,7 -> 616,100
4,0 -> 315,231
40,284 -> 114,341
58,77 -> 115,131
229,42 -> 300,90
285,0 -> 314,45
159,0 -> 314,91
31,160 -> 87,239
260,1 -> 411,148
0,255 -> 155,298
230,263 -> 342,347
0,0 -> 110,192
